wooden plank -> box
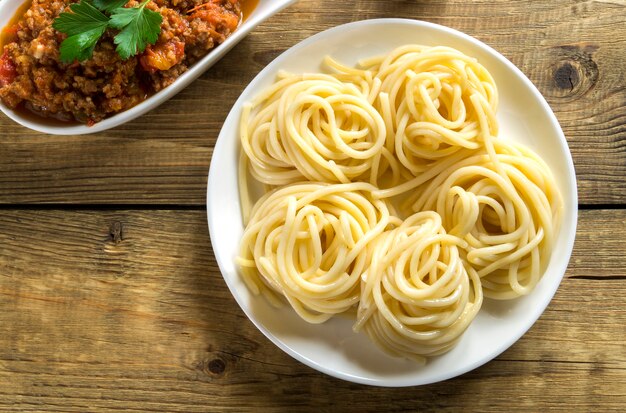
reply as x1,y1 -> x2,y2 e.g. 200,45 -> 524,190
0,208 -> 624,411
0,0 -> 625,205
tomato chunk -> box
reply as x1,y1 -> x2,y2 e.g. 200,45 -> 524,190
140,40 -> 185,73
0,50 -> 17,87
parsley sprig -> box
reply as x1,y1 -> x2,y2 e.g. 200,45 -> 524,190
52,0 -> 163,64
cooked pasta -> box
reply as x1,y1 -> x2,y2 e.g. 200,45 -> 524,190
354,211 -> 482,362
408,139 -> 561,299
236,43 -> 562,361
237,182 -> 395,323
240,72 -> 388,186
367,45 -> 498,176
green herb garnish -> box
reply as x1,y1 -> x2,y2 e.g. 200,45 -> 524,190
52,1 -> 110,63
52,0 -> 163,64
109,1 -> 163,60
92,0 -> 128,13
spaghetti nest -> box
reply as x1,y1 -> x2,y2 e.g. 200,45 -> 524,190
240,73 -> 387,186
354,211 -> 483,362
408,140 -> 561,299
238,182 -> 395,323
367,45 -> 499,175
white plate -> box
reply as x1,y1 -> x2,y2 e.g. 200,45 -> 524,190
0,0 -> 297,135
207,19 -> 578,387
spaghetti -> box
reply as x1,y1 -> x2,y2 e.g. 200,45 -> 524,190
236,43 -> 562,360
237,182 -> 395,323
354,211 -> 483,362
240,73 -> 388,186
408,140 -> 561,299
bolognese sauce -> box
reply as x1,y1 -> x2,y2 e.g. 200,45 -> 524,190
0,0 -> 247,124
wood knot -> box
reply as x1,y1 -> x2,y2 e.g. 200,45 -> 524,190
109,221 -> 123,244
207,358 -> 226,375
554,63 -> 579,90
549,44 -> 599,101
193,355 -> 229,377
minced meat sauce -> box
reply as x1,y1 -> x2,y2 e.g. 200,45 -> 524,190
0,0 -> 243,124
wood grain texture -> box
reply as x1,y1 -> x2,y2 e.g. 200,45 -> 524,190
1,0 -> 625,411
0,209 -> 624,412
0,0 -> 625,205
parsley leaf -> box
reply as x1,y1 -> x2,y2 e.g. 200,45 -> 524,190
52,1 -> 110,63
92,0 -> 129,13
58,29 -> 105,63
109,0 -> 162,60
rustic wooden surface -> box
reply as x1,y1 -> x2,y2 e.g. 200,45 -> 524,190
0,0 -> 625,411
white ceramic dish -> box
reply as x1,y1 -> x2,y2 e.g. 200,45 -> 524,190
0,0 -> 297,135
207,19 -> 578,387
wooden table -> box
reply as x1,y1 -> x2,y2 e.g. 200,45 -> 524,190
1,0 -> 625,411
